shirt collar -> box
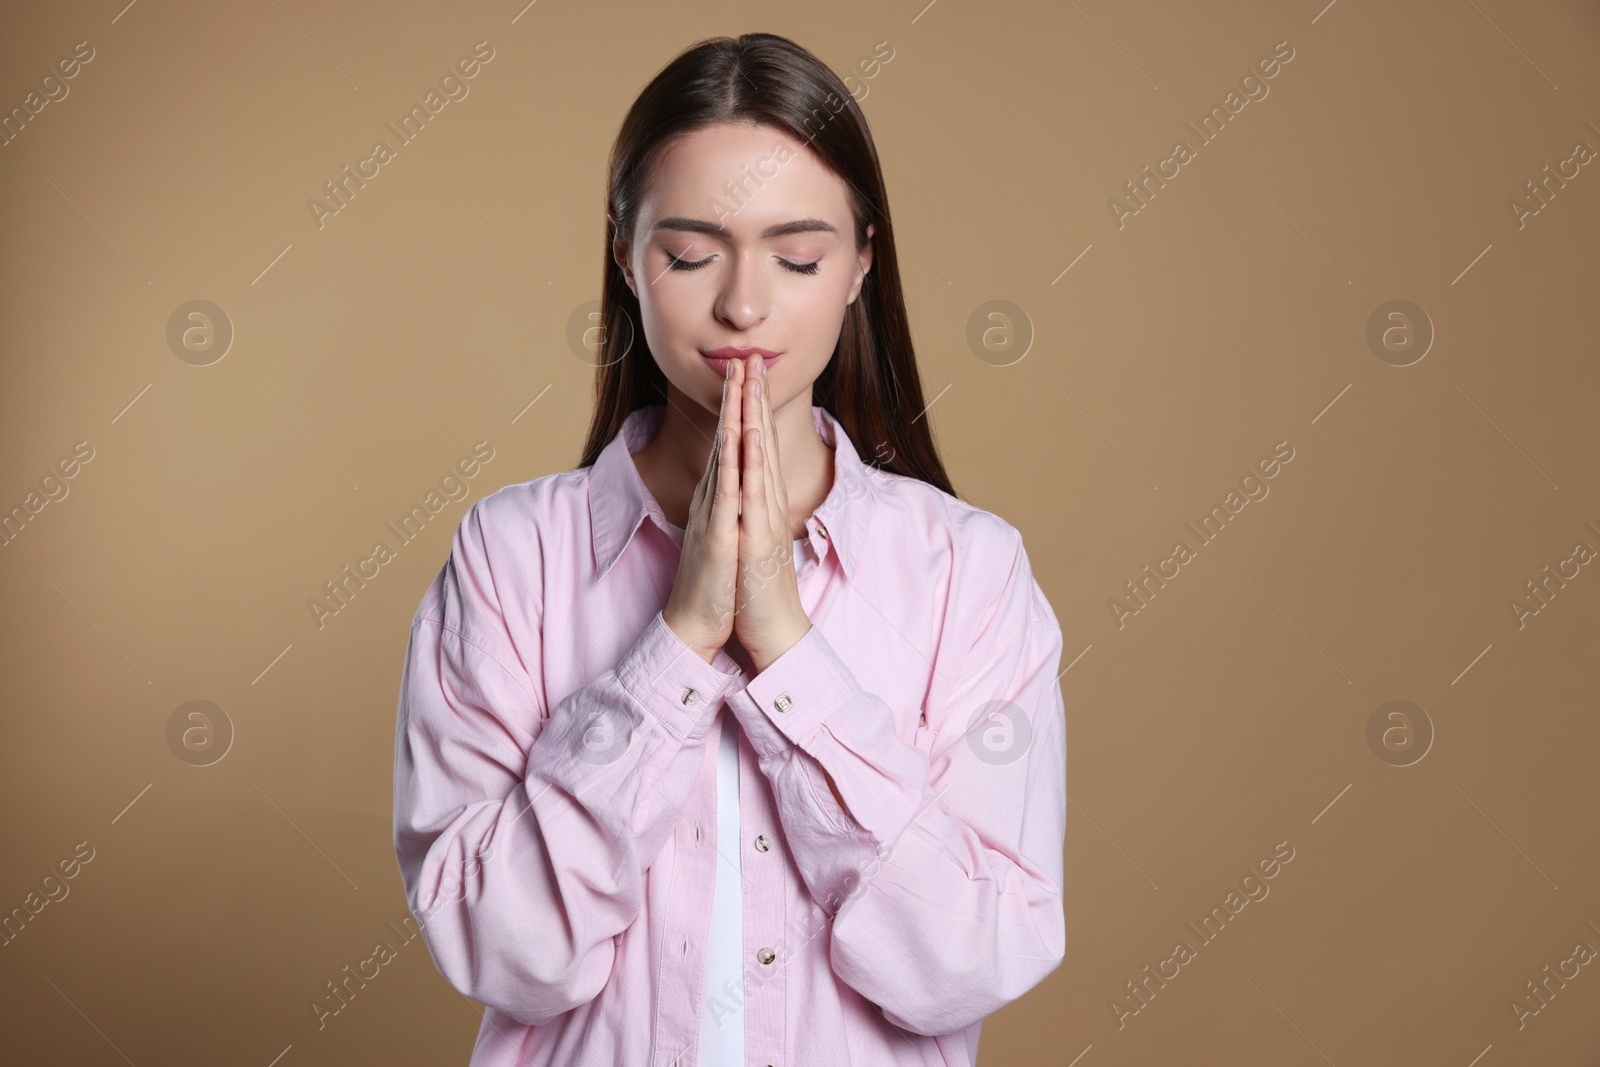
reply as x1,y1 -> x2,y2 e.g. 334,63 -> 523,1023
589,403 -> 875,583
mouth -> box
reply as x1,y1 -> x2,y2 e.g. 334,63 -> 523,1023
700,347 -> 782,375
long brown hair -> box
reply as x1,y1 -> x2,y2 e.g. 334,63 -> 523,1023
576,32 -> 956,499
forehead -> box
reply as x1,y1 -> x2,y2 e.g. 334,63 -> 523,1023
641,121 -> 853,229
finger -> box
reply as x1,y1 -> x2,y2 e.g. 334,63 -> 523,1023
714,362 -> 744,532
713,425 -> 739,532
690,424 -> 718,521
743,422 -> 769,545
744,358 -> 771,528
750,356 -> 786,534
690,367 -> 732,528
712,360 -> 739,478
758,356 -> 782,473
696,368 -> 732,491
759,357 -> 787,520
727,355 -> 744,486
743,421 -> 786,584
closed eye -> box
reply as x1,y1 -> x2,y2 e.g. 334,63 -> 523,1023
664,252 -> 821,275
666,251 -> 712,272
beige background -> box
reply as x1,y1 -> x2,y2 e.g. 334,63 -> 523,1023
3,0 -> 1598,1063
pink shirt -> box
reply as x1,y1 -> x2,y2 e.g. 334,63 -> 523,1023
392,403 -> 1067,1066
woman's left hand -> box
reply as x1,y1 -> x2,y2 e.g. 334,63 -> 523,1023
732,353 -> 813,674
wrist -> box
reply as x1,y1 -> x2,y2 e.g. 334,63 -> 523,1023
662,610 -> 720,665
749,620 -> 812,675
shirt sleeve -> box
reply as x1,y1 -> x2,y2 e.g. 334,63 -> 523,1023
392,496 -> 746,1027
722,523 -> 1067,1036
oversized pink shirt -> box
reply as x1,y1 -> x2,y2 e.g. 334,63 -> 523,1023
392,403 -> 1067,1066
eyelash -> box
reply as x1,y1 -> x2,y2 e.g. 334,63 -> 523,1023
666,253 -> 820,276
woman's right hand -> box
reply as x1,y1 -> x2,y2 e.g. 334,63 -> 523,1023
662,360 -> 745,664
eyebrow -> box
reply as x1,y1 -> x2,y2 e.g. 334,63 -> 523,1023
651,216 -> 840,240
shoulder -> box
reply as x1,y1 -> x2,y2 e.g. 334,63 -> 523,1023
867,468 -> 1053,628
867,467 -> 1027,564
462,465 -> 589,547
412,465 -> 591,627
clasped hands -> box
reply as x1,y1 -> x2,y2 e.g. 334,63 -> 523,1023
662,353 -> 813,677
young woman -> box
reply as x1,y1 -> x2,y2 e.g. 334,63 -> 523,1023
393,32 -> 1066,1067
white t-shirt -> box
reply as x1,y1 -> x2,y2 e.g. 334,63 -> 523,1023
697,535 -> 807,1066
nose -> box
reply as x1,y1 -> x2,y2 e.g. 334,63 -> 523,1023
712,250 -> 770,333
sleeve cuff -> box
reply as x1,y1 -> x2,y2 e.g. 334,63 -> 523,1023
616,611 -> 745,744
736,623 -> 857,757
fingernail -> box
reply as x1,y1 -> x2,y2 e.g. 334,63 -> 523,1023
754,429 -> 761,447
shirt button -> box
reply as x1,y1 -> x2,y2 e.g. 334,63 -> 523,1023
817,522 -> 829,539
774,694 -> 791,713
757,947 -> 776,964
754,834 -> 772,852
682,688 -> 699,706
918,712 -> 927,727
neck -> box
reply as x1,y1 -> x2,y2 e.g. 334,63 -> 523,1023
635,380 -> 835,539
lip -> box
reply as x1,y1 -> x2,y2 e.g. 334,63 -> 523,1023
701,347 -> 782,374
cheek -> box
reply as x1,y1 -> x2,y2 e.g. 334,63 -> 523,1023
792,269 -> 854,315
812,279 -> 864,334
637,277 -> 703,342
787,278 -> 853,356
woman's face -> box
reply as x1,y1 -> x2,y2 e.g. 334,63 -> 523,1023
615,120 -> 874,418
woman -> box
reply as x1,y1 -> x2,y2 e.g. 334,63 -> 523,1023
393,32 -> 1066,1067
